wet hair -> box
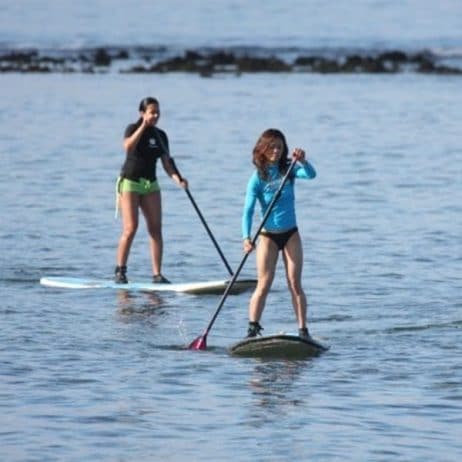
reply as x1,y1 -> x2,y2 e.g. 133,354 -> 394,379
138,96 -> 159,112
252,128 -> 289,180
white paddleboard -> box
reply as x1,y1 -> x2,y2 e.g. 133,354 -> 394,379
229,333 -> 329,358
40,276 -> 256,295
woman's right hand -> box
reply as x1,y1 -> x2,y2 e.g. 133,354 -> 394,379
141,114 -> 151,128
292,148 -> 306,163
243,238 -> 254,254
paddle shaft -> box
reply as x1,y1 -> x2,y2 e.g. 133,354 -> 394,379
199,158 -> 298,338
169,158 -> 234,276
152,128 -> 234,275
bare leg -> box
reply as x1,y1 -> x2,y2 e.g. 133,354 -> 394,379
282,231 -> 307,329
117,192 -> 140,267
140,191 -> 163,276
248,235 -> 279,323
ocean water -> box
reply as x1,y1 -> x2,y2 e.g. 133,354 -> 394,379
1,2 -> 462,462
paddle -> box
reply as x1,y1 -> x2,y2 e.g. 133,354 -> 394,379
189,157 -> 298,350
169,158 -> 234,276
152,126 -> 234,276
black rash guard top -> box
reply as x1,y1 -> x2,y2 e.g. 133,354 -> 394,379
120,122 -> 169,181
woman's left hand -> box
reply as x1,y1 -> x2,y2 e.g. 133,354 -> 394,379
292,148 -> 306,163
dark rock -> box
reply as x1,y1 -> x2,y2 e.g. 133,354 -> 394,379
94,48 -> 111,66
312,59 -> 340,73
116,49 -> 129,59
294,56 -> 340,73
293,55 -> 321,66
184,50 -> 204,61
1,45 -> 461,75
235,56 -> 291,72
209,51 -> 236,65
377,50 -> 408,62
0,50 -> 38,64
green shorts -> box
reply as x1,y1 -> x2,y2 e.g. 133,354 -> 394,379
117,177 -> 160,195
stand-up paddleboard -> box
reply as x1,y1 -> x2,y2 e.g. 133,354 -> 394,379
229,333 -> 329,358
40,276 -> 256,295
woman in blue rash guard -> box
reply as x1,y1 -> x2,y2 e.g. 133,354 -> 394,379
242,128 -> 316,339
115,97 -> 188,284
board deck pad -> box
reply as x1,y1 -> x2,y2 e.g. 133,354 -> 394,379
40,276 -> 256,295
229,333 -> 329,358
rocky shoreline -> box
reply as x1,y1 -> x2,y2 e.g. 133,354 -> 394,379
1,46 -> 461,76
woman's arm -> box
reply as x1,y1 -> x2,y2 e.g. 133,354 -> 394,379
161,154 -> 187,188
155,129 -> 188,188
242,174 -> 259,252
291,148 -> 316,179
123,119 -> 146,154
294,160 -> 316,179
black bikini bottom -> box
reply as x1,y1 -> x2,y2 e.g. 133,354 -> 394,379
260,227 -> 298,251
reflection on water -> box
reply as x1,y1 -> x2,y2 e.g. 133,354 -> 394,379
116,290 -> 165,318
248,359 -> 313,422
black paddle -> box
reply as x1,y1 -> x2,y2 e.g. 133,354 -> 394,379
169,158 -> 234,276
153,126 -> 235,276
189,158 -> 298,350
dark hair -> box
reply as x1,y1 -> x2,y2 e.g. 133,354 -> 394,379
138,96 -> 159,112
252,128 -> 289,180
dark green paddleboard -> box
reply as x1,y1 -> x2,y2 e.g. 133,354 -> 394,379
229,333 -> 329,358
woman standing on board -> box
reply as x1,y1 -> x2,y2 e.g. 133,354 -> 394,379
242,128 -> 316,338
115,97 -> 187,284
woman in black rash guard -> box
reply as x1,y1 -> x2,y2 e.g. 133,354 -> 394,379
115,97 -> 187,284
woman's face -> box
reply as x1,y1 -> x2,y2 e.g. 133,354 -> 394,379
266,137 -> 284,163
142,103 -> 160,125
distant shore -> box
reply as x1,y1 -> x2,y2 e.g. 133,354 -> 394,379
1,45 -> 461,76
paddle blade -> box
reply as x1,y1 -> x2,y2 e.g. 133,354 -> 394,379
188,335 -> 207,350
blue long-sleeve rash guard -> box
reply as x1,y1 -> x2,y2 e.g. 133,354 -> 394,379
242,161 -> 316,239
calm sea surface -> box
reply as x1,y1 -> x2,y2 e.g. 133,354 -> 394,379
1,2 -> 462,461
